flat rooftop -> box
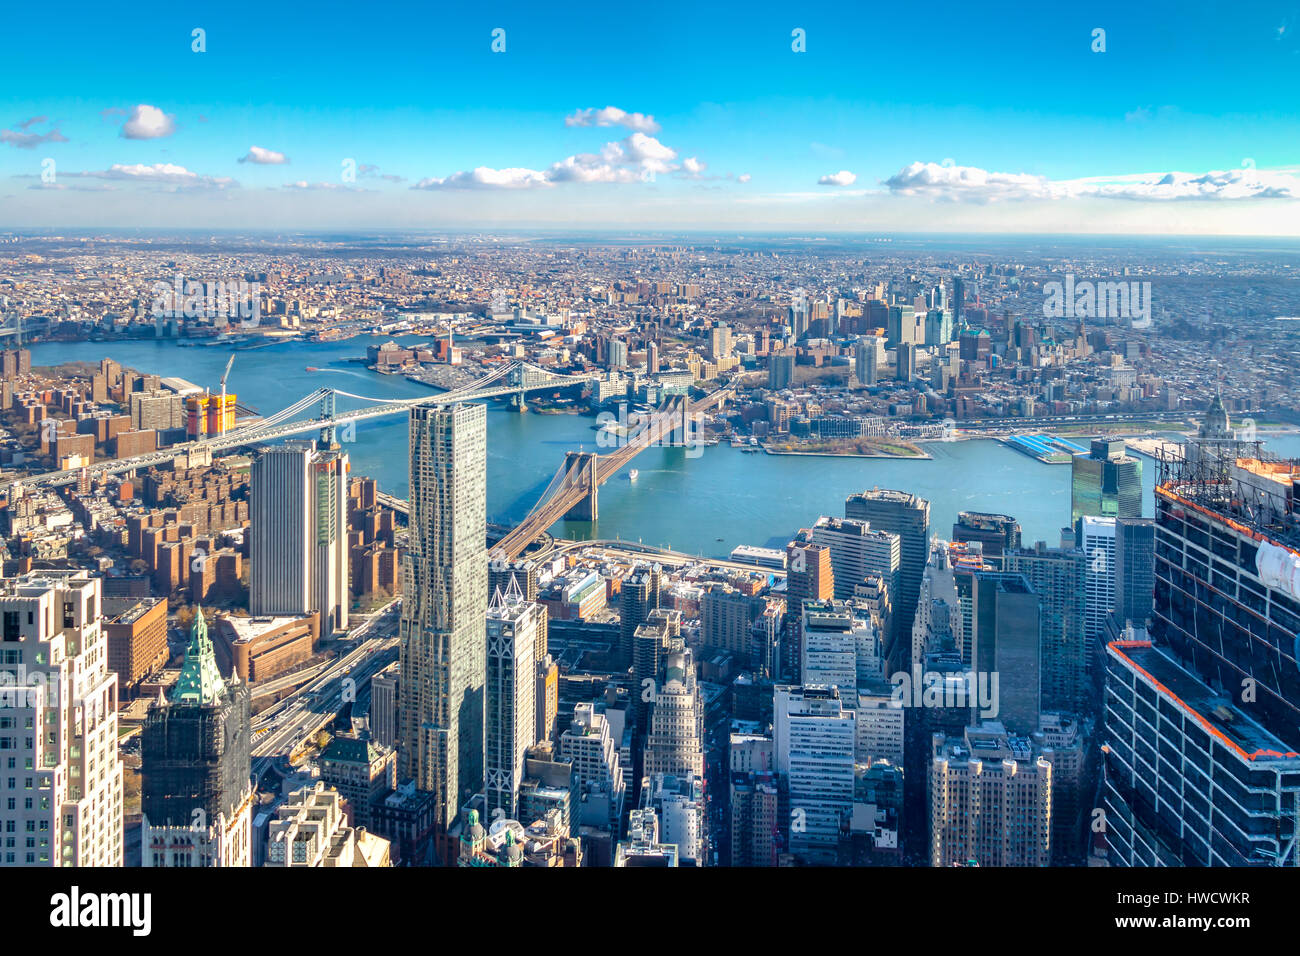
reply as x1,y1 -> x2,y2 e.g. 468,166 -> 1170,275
1110,640 -> 1300,763
221,614 -> 312,644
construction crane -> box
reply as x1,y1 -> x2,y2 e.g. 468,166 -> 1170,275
217,354 -> 235,435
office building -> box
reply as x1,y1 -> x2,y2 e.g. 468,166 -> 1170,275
971,571 -> 1041,734
895,343 -> 916,382
783,541 -> 833,680
250,440 -> 350,635
729,771 -> 779,867
141,608 -> 253,867
1100,426 -> 1300,866
1001,543 -> 1088,715
952,512 -> 1022,560
1104,638 -> 1300,865
1080,515 -> 1117,642
559,703 -> 626,835
614,807 -> 678,866
398,403 -> 489,831
774,684 -> 856,865
1113,517 -> 1155,627
911,539 -> 963,668
369,662 -> 399,749
641,773 -> 705,866
800,600 -> 881,698
930,722 -> 1053,867
267,782 -> 391,867
0,572 -> 123,867
643,649 -> 704,781
1071,438 -> 1142,523
319,735 -> 397,832
810,515 -> 900,603
519,741 -> 578,831
485,579 -> 545,821
856,681 -> 905,766
701,584 -> 760,661
845,490 -> 930,672
619,564 -> 662,670
886,305 -> 921,347
536,654 -> 559,746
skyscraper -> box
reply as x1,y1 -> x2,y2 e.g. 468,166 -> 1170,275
799,600 -> 882,697
250,439 -> 350,635
398,403 -> 489,831
0,572 -> 123,867
1079,515 -> 1117,643
854,335 -> 879,386
809,515 -> 900,603
1070,438 -> 1142,523
784,541 -> 833,680
1113,517 -> 1155,627
845,490 -> 930,672
141,607 -> 253,868
1001,543 -> 1088,714
952,511 -> 1022,561
1104,637 -> 1300,866
619,564 -> 662,671
643,649 -> 705,782
774,684 -> 856,865
1101,429 -> 1300,866
971,571 -> 1041,735
485,577 -> 545,821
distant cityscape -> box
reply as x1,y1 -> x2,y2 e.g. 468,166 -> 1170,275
1,231 -> 1299,870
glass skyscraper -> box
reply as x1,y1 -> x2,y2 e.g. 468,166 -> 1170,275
1070,438 -> 1142,523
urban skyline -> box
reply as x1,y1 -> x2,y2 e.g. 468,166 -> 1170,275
2,5 -> 1297,936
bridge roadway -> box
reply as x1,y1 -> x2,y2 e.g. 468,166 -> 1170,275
492,386 -> 734,559
0,360 -> 594,495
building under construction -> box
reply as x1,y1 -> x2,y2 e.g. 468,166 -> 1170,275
1102,404 -> 1300,866
186,392 -> 238,438
140,608 -> 254,867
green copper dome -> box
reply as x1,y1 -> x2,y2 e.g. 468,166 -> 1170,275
171,607 -> 227,705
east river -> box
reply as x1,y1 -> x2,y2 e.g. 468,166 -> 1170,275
30,336 -> 1300,558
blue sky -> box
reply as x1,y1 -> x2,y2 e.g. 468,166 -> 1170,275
2,0 -> 1298,232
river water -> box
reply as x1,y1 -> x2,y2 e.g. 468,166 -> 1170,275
31,335 -> 1300,558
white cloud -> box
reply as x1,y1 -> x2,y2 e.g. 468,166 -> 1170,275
883,161 -> 1059,201
680,157 -> 707,178
413,166 -> 552,190
621,132 -> 676,164
737,173 -> 752,184
73,163 -> 237,190
120,105 -> 176,140
818,170 -> 858,187
546,155 -> 643,184
565,106 -> 660,134
883,161 -> 1300,203
417,131 -> 686,190
239,146 -> 289,165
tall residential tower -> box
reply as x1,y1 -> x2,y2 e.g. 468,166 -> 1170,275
398,403 -> 489,831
